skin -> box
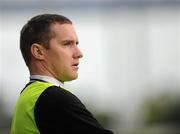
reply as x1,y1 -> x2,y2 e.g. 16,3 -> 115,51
29,23 -> 83,83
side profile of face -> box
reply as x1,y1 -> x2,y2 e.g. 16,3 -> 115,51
42,23 -> 83,82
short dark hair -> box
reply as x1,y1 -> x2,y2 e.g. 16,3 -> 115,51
20,14 -> 72,66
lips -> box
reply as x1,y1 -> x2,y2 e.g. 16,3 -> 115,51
72,63 -> 79,66
72,63 -> 79,70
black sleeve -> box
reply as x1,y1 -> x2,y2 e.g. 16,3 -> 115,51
34,86 -> 114,134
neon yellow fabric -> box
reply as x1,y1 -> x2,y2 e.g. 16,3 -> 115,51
11,81 -> 54,134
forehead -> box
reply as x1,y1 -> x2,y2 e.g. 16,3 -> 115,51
50,23 -> 78,40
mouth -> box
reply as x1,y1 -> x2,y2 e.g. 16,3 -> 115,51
72,63 -> 79,70
72,63 -> 79,66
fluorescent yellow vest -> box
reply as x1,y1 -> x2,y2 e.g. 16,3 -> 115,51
11,81 -> 54,134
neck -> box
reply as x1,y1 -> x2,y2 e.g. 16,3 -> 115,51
29,61 -> 62,82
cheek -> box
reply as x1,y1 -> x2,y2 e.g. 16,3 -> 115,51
54,54 -> 69,67
48,48 -> 72,68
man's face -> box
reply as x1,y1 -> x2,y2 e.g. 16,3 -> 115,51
43,23 -> 83,82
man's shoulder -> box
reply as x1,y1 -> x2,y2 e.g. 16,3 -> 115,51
37,85 -> 81,106
43,86 -> 75,99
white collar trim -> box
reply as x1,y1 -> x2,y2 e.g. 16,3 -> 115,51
30,75 -> 64,87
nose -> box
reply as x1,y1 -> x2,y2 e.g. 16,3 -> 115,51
73,46 -> 83,59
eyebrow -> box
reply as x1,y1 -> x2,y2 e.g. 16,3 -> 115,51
62,40 -> 79,45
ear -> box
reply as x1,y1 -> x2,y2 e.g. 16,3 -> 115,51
31,43 -> 45,60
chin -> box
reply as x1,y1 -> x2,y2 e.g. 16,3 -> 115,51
72,73 -> 79,80
65,74 -> 78,82
71,75 -> 78,80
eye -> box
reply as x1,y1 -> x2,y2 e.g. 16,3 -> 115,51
76,41 -> 79,45
63,40 -> 78,46
63,41 -> 72,46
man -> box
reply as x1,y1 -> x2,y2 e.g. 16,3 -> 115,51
11,14 -> 114,134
